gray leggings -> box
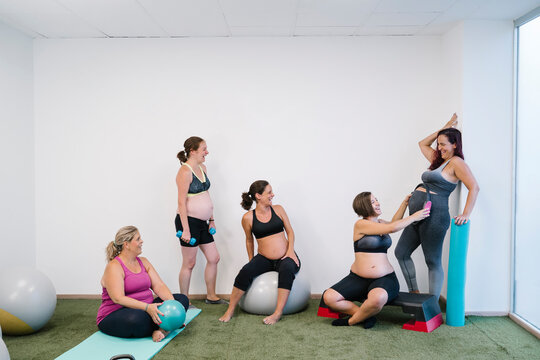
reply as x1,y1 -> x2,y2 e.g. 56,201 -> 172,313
394,190 -> 450,298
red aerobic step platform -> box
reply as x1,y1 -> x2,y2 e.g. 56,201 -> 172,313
317,292 -> 443,333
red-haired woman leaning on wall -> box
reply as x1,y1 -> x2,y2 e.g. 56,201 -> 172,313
394,114 -> 479,299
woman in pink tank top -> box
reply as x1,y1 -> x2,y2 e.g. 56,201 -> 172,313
96,226 -> 189,342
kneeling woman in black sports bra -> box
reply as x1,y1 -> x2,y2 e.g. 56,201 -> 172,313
323,192 -> 430,328
219,180 -> 300,325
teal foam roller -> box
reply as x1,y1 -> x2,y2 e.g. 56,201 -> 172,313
446,221 -> 470,327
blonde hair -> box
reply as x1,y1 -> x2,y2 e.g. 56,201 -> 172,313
105,226 -> 139,261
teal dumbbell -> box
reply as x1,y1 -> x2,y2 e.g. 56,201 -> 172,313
209,227 -> 216,235
176,231 -> 196,245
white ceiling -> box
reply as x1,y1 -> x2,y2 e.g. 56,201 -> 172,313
0,0 -> 538,38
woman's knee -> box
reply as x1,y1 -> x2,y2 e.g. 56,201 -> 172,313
394,242 -> 411,261
206,252 -> 220,266
323,289 -> 342,307
365,289 -> 388,310
181,257 -> 197,270
277,268 -> 296,290
173,293 -> 190,310
233,267 -> 254,291
424,255 -> 442,270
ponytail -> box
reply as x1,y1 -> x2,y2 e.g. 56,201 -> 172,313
177,136 -> 204,164
241,192 -> 254,210
177,150 -> 188,163
240,180 -> 270,210
105,241 -> 122,262
105,225 -> 139,262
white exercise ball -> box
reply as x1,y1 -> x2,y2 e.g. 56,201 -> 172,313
239,270 -> 311,315
0,267 -> 56,335
0,337 -> 9,360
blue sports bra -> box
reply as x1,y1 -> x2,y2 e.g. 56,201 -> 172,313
184,164 -> 210,195
252,207 -> 284,239
354,234 -> 392,253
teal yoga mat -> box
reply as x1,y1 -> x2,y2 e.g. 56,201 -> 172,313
446,221 -> 470,327
56,308 -> 201,360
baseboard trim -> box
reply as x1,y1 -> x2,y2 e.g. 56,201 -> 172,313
509,313 -> 540,340
57,294 -> 101,300
56,293 -> 511,319
465,311 -> 508,316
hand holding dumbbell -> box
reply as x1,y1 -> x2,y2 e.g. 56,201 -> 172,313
176,231 -> 196,245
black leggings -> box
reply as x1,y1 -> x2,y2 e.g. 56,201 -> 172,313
234,254 -> 300,291
98,294 -> 189,338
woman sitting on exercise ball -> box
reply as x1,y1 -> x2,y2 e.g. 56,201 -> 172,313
323,192 -> 430,328
97,226 -> 189,342
219,180 -> 300,325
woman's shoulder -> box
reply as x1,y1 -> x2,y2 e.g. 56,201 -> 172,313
450,156 -> 465,165
448,156 -> 467,170
242,211 -> 253,221
178,164 -> 192,173
138,256 -> 150,265
105,258 -> 123,274
177,164 -> 193,180
354,218 -> 367,228
138,256 -> 152,271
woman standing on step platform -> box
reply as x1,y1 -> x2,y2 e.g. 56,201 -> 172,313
219,180 -> 300,325
97,226 -> 189,342
175,136 -> 226,305
323,192 -> 430,328
394,114 -> 479,300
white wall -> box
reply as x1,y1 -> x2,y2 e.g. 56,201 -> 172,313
0,21 -> 35,268
461,20 -> 514,313
440,23 -> 465,300
439,20 -> 514,314
34,36 -> 445,295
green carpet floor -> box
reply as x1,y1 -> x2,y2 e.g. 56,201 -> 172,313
3,299 -> 539,359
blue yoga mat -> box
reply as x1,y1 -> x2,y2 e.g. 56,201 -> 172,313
446,221 -> 470,327
56,308 -> 201,360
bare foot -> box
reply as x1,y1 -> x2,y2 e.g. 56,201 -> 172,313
263,312 -> 282,325
219,310 -> 234,322
152,329 -> 168,342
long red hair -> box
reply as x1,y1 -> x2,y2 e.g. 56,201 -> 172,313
429,128 -> 464,170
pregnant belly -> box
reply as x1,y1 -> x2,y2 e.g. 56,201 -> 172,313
185,191 -> 214,220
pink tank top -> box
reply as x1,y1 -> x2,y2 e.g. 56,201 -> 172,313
96,256 -> 154,324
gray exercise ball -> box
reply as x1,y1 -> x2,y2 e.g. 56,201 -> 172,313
239,270 -> 311,315
0,267 -> 56,335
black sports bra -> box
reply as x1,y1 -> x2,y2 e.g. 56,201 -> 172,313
354,234 -> 392,253
252,207 -> 284,239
